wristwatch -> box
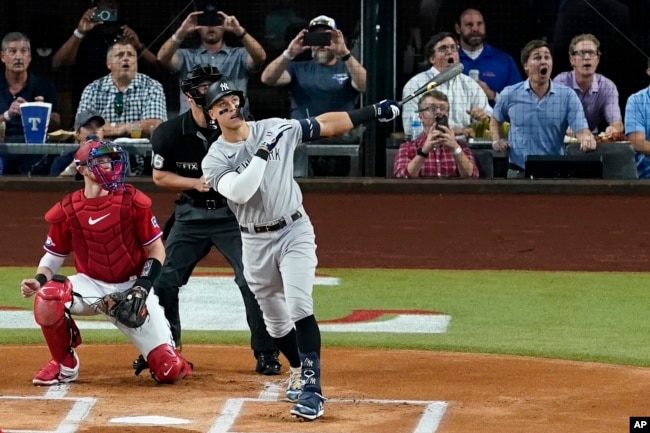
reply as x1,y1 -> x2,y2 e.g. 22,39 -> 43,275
416,147 -> 429,158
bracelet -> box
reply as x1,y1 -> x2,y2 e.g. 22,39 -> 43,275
452,146 -> 463,156
340,52 -> 352,62
171,33 -> 184,44
281,49 -> 294,61
3,110 -> 10,121
34,273 -> 48,287
416,147 -> 429,158
238,29 -> 247,39
73,29 -> 86,40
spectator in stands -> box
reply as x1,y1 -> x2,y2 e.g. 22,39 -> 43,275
0,32 -> 61,175
157,3 -> 266,114
553,34 -> 623,135
50,110 -> 105,177
394,90 -> 478,178
402,32 -> 491,138
52,0 -> 158,110
455,8 -> 521,105
624,57 -> 650,179
77,39 -> 166,175
491,39 -> 596,179
261,15 -> 366,176
77,38 -> 166,139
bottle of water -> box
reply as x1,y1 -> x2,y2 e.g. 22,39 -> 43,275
410,113 -> 423,139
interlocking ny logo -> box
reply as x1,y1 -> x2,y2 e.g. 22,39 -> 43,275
220,82 -> 230,91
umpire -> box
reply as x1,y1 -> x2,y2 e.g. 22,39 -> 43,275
146,64 -> 281,375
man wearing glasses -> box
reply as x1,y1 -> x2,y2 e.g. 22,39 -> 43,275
401,32 -> 491,138
393,90 -> 478,178
553,34 -> 623,135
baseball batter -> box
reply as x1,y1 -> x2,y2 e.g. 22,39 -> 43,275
201,78 -> 399,420
19,139 -> 193,386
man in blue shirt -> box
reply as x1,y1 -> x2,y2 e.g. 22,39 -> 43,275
625,57 -> 650,178
261,15 -> 367,176
490,39 -> 596,178
455,8 -> 522,105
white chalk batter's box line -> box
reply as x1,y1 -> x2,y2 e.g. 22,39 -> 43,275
1,384 -> 447,433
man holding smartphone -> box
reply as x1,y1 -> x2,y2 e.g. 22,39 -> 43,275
261,15 -> 367,176
157,1 -> 266,114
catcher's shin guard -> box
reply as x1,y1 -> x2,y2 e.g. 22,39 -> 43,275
33,275 -> 82,364
146,344 -> 193,384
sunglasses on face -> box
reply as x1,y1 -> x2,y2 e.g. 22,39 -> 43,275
114,92 -> 124,116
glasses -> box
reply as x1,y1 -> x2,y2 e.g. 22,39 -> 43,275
572,49 -> 599,57
418,104 -> 449,114
435,44 -> 459,54
114,92 -> 124,117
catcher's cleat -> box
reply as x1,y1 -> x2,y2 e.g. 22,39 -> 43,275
256,351 -> 282,375
132,354 -> 149,376
33,351 -> 79,386
290,391 -> 325,421
286,366 -> 303,402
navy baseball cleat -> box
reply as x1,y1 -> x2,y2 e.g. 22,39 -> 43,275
255,351 -> 282,375
290,391 -> 325,421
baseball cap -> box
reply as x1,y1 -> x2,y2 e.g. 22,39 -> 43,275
308,15 -> 337,31
74,139 -> 102,166
74,110 -> 105,131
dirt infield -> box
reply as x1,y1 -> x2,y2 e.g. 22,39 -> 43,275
2,190 -> 650,432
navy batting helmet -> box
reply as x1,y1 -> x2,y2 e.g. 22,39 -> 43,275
180,64 -> 223,107
205,78 -> 245,110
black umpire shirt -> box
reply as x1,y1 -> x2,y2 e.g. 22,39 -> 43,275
150,110 -> 230,220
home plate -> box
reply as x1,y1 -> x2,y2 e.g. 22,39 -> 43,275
110,415 -> 190,425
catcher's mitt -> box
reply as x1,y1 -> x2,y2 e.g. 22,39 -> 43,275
97,286 -> 149,328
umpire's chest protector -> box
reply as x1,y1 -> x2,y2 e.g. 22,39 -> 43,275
60,188 -> 145,283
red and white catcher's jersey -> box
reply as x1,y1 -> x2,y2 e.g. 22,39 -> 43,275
42,185 -> 162,283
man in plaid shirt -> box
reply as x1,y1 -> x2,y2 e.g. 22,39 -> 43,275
77,38 -> 167,139
393,90 -> 478,178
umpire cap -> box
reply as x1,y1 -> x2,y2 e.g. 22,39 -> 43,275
205,78 -> 245,109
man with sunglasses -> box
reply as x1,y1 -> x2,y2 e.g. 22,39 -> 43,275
76,38 -> 166,139
401,32 -> 491,138
76,38 -> 167,175
553,33 -> 623,135
394,90 -> 478,178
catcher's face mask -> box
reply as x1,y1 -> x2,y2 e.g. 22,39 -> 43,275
85,141 -> 128,192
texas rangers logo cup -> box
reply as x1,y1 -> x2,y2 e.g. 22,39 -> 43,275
19,102 -> 52,143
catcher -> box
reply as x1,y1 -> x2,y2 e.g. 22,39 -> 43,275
20,139 -> 193,386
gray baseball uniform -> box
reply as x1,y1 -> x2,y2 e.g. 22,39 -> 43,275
202,118 -> 317,338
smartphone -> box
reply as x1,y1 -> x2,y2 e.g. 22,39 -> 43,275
197,11 -> 223,26
92,8 -> 118,22
303,32 -> 331,47
435,114 -> 448,132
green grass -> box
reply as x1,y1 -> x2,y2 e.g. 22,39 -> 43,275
2,267 -> 650,366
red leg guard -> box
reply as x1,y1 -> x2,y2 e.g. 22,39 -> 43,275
34,275 -> 82,365
146,344 -> 193,384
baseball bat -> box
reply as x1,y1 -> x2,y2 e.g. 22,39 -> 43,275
399,63 -> 465,107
